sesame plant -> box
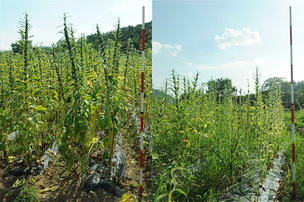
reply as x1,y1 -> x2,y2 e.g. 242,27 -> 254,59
0,12 -> 152,194
152,68 -> 288,201
277,108 -> 304,200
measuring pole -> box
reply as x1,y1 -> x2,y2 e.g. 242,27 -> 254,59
139,5 -> 145,199
289,5 -> 296,196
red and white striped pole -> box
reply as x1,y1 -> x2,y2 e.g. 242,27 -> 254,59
139,6 -> 145,199
289,5 -> 296,196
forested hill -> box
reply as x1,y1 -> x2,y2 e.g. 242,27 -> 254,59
87,21 -> 152,52
8,21 -> 152,54
152,88 -> 175,103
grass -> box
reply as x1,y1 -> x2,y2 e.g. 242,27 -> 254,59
4,178 -> 39,202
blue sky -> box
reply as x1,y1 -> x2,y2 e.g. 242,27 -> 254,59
0,0 -> 152,50
153,0 -> 304,93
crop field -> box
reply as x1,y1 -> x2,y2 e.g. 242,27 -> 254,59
0,13 -> 152,201
276,109 -> 304,200
152,69 -> 304,201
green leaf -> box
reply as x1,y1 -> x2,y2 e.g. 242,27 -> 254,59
98,116 -> 108,130
0,143 -> 5,151
113,127 -> 118,135
102,137 -> 109,146
36,105 -> 47,112
173,188 -> 187,196
31,76 -> 40,81
80,132 -> 85,143
152,153 -> 159,160
66,95 -> 72,103
156,194 -> 168,201
63,86 -> 71,93
67,154 -> 75,171
0,113 -> 5,123
59,144 -> 67,156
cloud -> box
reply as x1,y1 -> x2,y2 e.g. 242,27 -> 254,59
152,41 -> 182,57
186,58 -> 265,70
0,31 -> 18,51
107,4 -> 134,12
186,58 -> 267,93
153,41 -> 163,54
215,27 -> 261,50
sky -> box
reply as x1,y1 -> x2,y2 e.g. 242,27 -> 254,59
152,0 -> 304,94
0,0 -> 152,50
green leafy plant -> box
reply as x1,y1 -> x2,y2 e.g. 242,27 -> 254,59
153,68 -> 288,201
0,11 -> 152,199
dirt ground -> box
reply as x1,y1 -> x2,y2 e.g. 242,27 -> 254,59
0,134 -> 152,201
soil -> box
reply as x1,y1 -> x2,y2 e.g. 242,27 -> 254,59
121,134 -> 152,201
275,152 -> 304,201
275,154 -> 289,201
0,134 -> 152,201
0,156 -> 117,201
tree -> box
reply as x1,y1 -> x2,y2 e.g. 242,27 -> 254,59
207,78 -> 237,101
261,77 -> 285,92
295,81 -> 304,109
86,21 -> 152,52
10,40 -> 33,54
262,77 -> 304,109
10,42 -> 23,54
281,80 -> 291,109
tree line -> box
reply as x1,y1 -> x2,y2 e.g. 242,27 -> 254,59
10,21 -> 152,54
153,75 -> 304,110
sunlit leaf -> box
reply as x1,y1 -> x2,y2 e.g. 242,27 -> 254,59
36,105 -> 47,112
